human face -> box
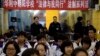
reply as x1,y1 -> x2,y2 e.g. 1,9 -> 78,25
96,48 -> 100,56
36,44 -> 46,56
82,43 -> 90,50
53,17 -> 57,23
34,17 -> 39,23
65,45 -> 73,55
88,30 -> 95,38
76,51 -> 88,56
17,35 -> 26,43
38,38 -> 47,44
6,44 -> 16,56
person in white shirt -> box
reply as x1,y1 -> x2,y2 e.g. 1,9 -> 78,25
81,37 -> 94,56
34,34 -> 52,56
72,34 -> 82,49
16,31 -> 32,56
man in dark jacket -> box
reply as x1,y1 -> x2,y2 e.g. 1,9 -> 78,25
31,16 -> 43,37
74,16 -> 84,36
49,16 -> 62,37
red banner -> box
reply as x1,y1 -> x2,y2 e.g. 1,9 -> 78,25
3,0 -> 89,10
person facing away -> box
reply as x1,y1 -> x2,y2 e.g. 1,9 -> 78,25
31,16 -> 43,37
49,16 -> 62,37
74,16 -> 84,36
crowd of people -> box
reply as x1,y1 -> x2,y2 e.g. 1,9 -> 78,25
0,16 -> 100,56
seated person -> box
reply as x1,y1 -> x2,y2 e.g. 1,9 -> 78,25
16,31 -> 32,56
34,34 -> 52,56
22,48 -> 39,56
3,41 -> 20,56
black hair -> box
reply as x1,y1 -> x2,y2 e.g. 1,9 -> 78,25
88,27 -> 96,33
77,16 -> 83,22
9,26 -> 15,30
3,41 -> 20,55
17,31 -> 27,38
61,40 -> 73,54
36,34 -> 46,41
73,33 -> 82,41
95,41 -> 100,53
35,43 -> 48,52
54,33 -> 69,42
81,37 -> 91,48
33,16 -> 39,20
22,48 -> 39,56
71,48 -> 88,56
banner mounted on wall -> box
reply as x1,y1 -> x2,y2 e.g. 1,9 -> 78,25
3,0 -> 89,10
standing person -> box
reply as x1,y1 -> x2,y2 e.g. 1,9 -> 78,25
3,41 -> 20,56
31,16 -> 43,38
61,40 -> 73,56
49,16 -> 62,38
74,16 -> 84,36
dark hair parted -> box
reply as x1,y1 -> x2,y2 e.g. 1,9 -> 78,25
22,48 -> 39,56
3,41 -> 20,55
71,48 -> 88,56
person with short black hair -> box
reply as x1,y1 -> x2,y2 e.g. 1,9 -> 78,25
94,41 -> 100,56
16,31 -> 32,56
31,16 -> 43,37
61,40 -> 73,56
22,48 -> 39,56
51,33 -> 68,56
81,37 -> 93,56
34,34 -> 52,56
71,48 -> 88,56
35,43 -> 48,56
49,16 -> 62,38
3,41 -> 20,56
74,16 -> 84,36
73,34 -> 82,49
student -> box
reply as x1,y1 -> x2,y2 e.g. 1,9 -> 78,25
81,37 -> 93,56
3,41 -> 20,56
88,28 -> 97,51
16,31 -> 32,56
71,48 -> 88,56
94,41 -> 100,56
73,34 -> 82,49
61,40 -> 73,56
35,43 -> 47,56
34,34 -> 52,56
51,33 -> 68,56
22,48 -> 39,56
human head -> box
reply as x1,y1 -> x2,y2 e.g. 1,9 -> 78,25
88,28 -> 96,40
81,37 -> 91,50
9,26 -> 15,32
53,16 -> 57,23
33,16 -> 39,24
35,43 -> 47,56
73,33 -> 82,42
71,48 -> 88,56
95,41 -> 100,56
17,31 -> 27,43
36,34 -> 47,44
22,48 -> 39,56
54,33 -> 68,46
3,41 -> 20,56
77,16 -> 83,22
61,40 -> 73,55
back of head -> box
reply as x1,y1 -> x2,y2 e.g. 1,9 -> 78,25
22,48 -> 39,56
